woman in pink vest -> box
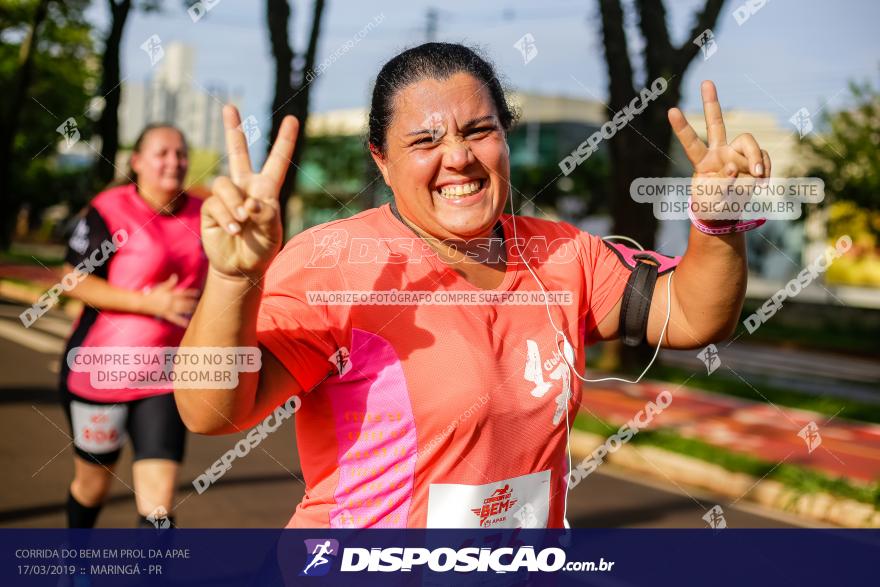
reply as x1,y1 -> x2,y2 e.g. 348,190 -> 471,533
59,124 -> 208,528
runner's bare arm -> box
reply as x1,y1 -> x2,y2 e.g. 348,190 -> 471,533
594,82 -> 767,349
59,264 -> 147,314
60,267 -> 200,328
174,106 -> 303,434
174,268 -> 302,434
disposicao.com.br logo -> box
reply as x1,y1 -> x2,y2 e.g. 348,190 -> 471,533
298,538 -> 612,575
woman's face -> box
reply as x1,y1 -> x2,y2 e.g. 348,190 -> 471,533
130,128 -> 188,196
372,72 -> 510,240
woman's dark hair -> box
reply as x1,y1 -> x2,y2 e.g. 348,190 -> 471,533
368,42 -> 518,153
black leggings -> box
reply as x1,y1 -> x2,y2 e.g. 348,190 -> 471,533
60,385 -> 186,466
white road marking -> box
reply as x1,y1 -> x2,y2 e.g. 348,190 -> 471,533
0,318 -> 65,354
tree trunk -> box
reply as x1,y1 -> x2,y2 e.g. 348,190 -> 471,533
94,0 -> 132,187
0,0 -> 52,250
266,0 -> 325,237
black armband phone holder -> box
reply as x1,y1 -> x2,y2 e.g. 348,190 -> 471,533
602,242 -> 680,347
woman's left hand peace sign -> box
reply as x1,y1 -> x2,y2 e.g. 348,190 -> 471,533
201,106 -> 299,279
668,81 -> 771,222
668,80 -> 771,179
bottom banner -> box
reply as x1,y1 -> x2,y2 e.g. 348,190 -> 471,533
1,529 -> 877,586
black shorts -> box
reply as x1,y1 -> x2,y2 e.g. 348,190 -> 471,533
60,385 -> 186,466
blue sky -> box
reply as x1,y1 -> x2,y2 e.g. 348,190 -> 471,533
88,0 -> 879,152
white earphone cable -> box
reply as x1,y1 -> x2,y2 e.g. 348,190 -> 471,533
509,209 -> 674,526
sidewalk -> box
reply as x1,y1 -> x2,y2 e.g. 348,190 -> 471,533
580,380 -> 880,485
660,343 -> 880,405
0,263 -> 83,320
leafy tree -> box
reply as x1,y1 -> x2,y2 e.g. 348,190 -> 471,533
802,79 -> 880,226
0,0 -> 96,248
800,78 -> 880,286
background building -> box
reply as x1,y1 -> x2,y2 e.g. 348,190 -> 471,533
118,42 -> 241,179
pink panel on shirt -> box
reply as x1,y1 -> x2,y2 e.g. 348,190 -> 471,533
327,328 -> 417,528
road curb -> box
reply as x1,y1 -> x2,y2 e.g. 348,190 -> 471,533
570,429 -> 880,528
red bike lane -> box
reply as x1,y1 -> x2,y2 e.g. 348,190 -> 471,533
580,380 -> 880,484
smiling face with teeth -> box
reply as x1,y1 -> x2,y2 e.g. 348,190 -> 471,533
370,72 -> 510,241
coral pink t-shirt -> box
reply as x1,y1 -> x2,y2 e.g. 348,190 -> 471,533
257,204 -> 657,529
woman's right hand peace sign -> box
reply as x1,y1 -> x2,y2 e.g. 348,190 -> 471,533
201,105 -> 299,279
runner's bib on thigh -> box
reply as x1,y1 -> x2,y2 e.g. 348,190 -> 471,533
426,470 -> 551,529
70,401 -> 128,454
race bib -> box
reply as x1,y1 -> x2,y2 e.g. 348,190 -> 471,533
70,401 -> 128,454
426,470 -> 551,529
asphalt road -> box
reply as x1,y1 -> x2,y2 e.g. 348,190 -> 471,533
0,300 -> 803,529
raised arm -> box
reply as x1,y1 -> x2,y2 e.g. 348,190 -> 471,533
596,81 -> 770,349
174,106 -> 302,434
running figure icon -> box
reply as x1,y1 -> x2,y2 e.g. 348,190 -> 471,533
302,540 -> 336,575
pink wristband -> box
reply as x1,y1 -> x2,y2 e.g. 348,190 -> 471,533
687,198 -> 766,236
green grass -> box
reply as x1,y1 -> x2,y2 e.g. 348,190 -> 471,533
737,300 -> 880,356
0,277 -> 37,288
635,363 -> 880,424
574,413 -> 880,507
0,249 -> 64,267
741,318 -> 879,356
